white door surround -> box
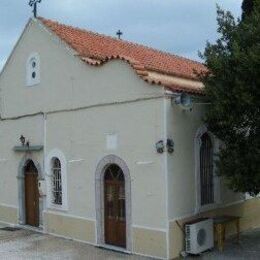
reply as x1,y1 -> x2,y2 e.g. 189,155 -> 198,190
95,155 -> 132,252
17,155 -> 44,225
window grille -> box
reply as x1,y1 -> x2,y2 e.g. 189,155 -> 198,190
52,158 -> 62,205
200,133 -> 214,205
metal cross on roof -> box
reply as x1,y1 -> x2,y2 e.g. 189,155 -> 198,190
29,0 -> 42,18
116,30 -> 123,40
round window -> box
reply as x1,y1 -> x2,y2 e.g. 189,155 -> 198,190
32,72 -> 36,79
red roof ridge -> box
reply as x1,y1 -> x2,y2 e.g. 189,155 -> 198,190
37,17 -> 206,95
38,17 -> 205,68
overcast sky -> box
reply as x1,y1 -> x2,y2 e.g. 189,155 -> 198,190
0,0 -> 242,71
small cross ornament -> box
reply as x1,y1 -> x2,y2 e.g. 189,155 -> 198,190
116,30 -> 123,40
29,0 -> 42,18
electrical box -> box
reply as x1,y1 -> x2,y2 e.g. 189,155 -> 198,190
38,180 -> 46,196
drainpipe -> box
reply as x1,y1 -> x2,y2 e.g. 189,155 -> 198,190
42,112 -> 47,232
43,112 -> 47,174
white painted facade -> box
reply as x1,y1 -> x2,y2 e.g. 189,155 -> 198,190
0,19 -> 249,259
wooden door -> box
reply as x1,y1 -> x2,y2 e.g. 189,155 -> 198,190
104,165 -> 126,248
25,162 -> 39,227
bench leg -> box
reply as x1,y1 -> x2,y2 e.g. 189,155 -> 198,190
236,219 -> 240,242
216,224 -> 224,251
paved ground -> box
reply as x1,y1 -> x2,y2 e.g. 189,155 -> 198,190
187,228 -> 260,260
0,223 -> 259,259
0,225 -> 149,260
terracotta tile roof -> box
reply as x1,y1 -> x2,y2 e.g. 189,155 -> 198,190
39,17 -> 206,95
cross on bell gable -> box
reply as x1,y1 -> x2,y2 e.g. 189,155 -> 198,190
29,0 -> 42,18
116,30 -> 123,40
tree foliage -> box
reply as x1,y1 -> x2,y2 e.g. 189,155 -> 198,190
242,0 -> 254,20
200,1 -> 260,196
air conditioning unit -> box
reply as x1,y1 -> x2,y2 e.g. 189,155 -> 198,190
185,218 -> 214,255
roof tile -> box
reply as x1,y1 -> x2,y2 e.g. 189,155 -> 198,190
39,17 -> 206,95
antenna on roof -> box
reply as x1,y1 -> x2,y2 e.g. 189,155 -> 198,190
29,0 -> 42,18
116,30 -> 123,40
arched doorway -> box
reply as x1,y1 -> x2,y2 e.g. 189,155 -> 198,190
24,160 -> 39,227
95,155 -> 132,251
104,164 -> 126,248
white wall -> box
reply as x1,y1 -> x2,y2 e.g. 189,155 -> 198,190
0,19 -> 163,118
0,115 -> 44,207
45,98 -> 167,228
0,18 -> 168,229
166,98 -> 244,220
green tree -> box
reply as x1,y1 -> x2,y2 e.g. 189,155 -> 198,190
242,0 -> 254,20
200,1 -> 260,196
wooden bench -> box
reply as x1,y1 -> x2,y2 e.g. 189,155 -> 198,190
213,215 -> 240,251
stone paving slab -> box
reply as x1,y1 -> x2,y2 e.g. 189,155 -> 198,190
0,228 -> 150,260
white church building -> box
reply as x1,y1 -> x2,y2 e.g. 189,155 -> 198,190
0,17 -> 259,259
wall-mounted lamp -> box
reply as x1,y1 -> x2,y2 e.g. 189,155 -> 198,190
20,135 -> 26,146
156,140 -> 164,154
167,139 -> 174,154
156,139 -> 174,154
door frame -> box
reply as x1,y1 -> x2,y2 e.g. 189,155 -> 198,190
17,156 -> 43,225
24,167 -> 39,226
95,155 -> 132,252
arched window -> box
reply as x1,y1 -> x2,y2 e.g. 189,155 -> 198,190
46,149 -> 68,211
199,132 -> 214,206
52,158 -> 62,205
26,53 -> 40,86
195,126 -> 221,213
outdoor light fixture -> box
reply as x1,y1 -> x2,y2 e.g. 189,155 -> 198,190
20,135 -> 26,146
156,139 -> 175,154
156,140 -> 164,154
167,139 -> 174,153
